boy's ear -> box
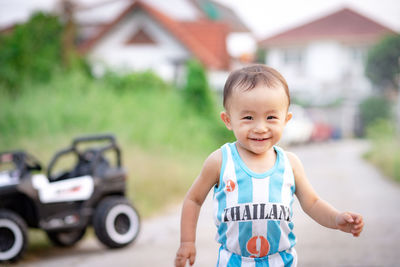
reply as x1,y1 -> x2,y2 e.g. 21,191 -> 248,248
220,111 -> 232,130
285,112 -> 293,124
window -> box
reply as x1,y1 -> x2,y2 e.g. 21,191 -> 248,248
283,48 -> 303,66
125,28 -> 156,45
349,46 -> 367,63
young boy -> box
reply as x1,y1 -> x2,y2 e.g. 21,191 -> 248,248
175,64 -> 364,267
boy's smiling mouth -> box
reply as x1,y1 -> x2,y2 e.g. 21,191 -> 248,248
249,137 -> 270,141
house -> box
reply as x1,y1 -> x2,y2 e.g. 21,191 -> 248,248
74,0 -> 255,89
259,7 -> 396,136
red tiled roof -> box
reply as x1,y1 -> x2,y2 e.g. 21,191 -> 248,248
260,7 -> 396,46
181,20 -> 230,69
78,0 -> 229,70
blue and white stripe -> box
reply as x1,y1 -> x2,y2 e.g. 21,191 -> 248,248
213,143 -> 297,266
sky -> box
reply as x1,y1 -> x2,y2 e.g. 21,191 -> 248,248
0,0 -> 399,39
215,0 -> 400,38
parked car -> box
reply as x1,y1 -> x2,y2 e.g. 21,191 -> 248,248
311,122 -> 335,142
280,104 -> 314,146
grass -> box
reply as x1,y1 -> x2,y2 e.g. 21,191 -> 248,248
364,139 -> 400,183
364,119 -> 400,183
124,144 -> 207,217
0,70 -> 229,213
0,70 -> 230,211
0,70 -> 227,152
0,69 -> 233,253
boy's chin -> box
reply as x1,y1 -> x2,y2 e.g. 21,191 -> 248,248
242,144 -> 272,156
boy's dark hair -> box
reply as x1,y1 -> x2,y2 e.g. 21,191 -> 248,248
223,64 -> 290,109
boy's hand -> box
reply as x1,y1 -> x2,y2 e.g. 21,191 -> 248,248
175,242 -> 196,267
335,212 -> 364,237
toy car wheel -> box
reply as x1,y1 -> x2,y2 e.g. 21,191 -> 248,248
46,228 -> 87,247
0,210 -> 28,262
93,196 -> 140,248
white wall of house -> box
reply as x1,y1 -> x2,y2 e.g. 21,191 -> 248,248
266,40 -> 373,103
265,40 -> 374,137
226,32 -> 256,58
88,10 -> 191,81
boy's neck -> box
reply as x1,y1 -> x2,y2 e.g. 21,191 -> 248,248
235,143 -> 277,174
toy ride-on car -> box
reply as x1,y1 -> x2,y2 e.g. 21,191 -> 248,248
0,135 -> 140,262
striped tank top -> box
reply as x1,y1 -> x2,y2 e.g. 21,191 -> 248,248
213,142 -> 297,266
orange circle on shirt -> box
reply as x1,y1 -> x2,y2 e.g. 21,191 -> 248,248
225,179 -> 235,192
246,236 -> 270,258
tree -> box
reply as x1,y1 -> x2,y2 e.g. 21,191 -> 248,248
183,59 -> 214,115
0,12 -> 64,94
60,0 -> 78,68
358,96 -> 392,136
365,34 -> 400,134
365,34 -> 400,92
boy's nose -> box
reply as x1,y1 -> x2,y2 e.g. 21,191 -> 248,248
253,121 -> 268,133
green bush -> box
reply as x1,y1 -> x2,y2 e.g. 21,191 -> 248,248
359,96 -> 392,135
0,12 -> 64,94
365,34 -> 400,90
365,119 -> 396,142
0,69 -> 228,154
183,59 -> 215,115
0,69 -> 236,218
102,70 -> 170,93
0,12 -> 232,218
364,119 -> 400,182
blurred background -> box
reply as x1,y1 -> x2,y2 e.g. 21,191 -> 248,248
0,0 -> 399,265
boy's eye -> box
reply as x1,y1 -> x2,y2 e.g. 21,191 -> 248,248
267,116 -> 276,120
242,116 -> 253,120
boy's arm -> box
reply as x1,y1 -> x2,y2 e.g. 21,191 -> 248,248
175,149 -> 221,267
287,152 -> 364,237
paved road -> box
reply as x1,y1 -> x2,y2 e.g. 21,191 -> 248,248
16,140 -> 400,267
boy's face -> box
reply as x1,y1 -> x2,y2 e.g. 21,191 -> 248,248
221,84 -> 292,156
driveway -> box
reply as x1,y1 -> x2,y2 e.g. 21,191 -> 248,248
17,140 -> 400,267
